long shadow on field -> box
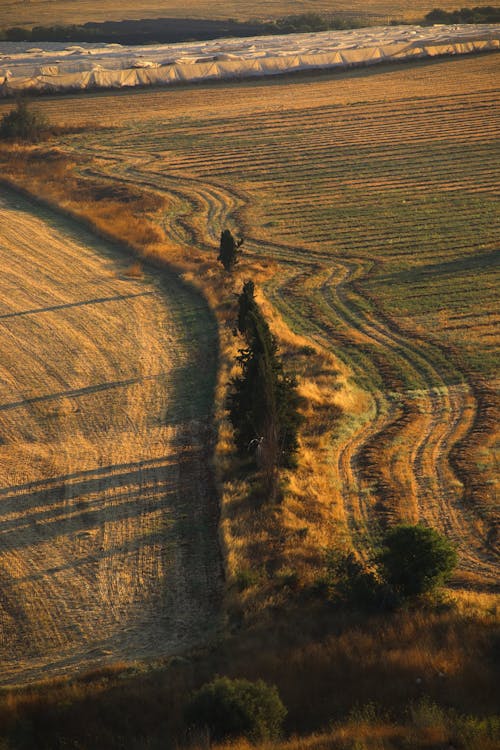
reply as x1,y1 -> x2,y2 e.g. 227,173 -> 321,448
0,459 -> 179,538
0,186 -> 223,678
0,374 -> 167,413
0,442 -> 214,549
371,248 -> 499,284
0,456 -> 174,498
0,291 -> 154,320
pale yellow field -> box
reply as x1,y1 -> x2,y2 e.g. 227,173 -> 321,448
0,0 -> 470,28
0,189 -> 221,685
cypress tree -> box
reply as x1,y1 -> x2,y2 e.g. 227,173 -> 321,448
228,281 -> 302,497
218,229 -> 244,273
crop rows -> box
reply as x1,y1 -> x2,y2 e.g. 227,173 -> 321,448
54,54 -> 499,585
0,191 -> 221,684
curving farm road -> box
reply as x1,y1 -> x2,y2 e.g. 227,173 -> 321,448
0,188 -> 222,685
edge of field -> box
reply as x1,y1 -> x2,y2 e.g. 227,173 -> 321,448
0,177 -> 227,685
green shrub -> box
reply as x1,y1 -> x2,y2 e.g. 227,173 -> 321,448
424,6 -> 500,25
184,676 -> 287,743
234,567 -> 261,591
378,524 -> 457,599
325,549 -> 382,608
0,99 -> 49,142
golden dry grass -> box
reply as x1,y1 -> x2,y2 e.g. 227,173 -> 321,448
10,53 -> 495,593
0,187 -> 222,685
0,0 -> 468,29
0,52 -> 497,666
1,601 -> 498,748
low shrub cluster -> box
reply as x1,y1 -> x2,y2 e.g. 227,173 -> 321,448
0,100 -> 48,142
325,524 -> 457,608
185,677 -> 287,744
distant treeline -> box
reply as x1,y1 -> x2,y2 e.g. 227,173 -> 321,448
423,6 -> 500,24
1,9 -> 498,44
0,14 -> 365,45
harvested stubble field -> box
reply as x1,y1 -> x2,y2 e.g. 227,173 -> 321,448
0,0 -> 467,29
0,52 -> 498,690
0,189 -> 222,685
8,53 -> 495,592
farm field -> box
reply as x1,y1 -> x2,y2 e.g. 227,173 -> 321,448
0,189 -> 221,685
0,50 -> 498,695
17,51 -> 497,592
0,0 -> 472,30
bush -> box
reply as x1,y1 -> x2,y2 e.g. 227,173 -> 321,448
378,524 -> 457,599
0,99 -> 49,142
184,676 -> 287,743
325,549 -> 382,608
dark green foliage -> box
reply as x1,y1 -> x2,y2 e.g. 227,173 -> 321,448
4,27 -> 30,41
423,6 -> 500,24
228,281 -> 303,480
218,228 -> 243,273
378,524 -> 457,598
0,99 -> 48,142
325,549 -> 382,608
184,676 -> 287,744
0,15 -> 365,46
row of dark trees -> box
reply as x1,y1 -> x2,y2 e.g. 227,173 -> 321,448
218,230 -> 302,500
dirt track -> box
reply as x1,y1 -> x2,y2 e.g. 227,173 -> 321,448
0,189 -> 222,685
79,147 -> 498,586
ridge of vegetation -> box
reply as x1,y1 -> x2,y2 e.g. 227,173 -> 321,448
1,7 -> 498,44
0,14 -> 370,44
423,5 -> 500,24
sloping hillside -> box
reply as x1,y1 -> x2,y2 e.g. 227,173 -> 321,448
0,189 -> 221,685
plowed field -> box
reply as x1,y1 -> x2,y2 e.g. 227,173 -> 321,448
0,190 -> 221,685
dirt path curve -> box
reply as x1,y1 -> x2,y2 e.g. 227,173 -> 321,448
264,253 -> 497,583
0,188 -> 222,686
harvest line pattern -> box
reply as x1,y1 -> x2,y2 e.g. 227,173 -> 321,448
0,192 -> 222,685
67,75 -> 499,584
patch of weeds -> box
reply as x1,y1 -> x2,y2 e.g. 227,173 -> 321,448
234,567 -> 262,592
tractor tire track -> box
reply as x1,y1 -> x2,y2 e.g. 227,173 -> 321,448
68,149 -> 496,583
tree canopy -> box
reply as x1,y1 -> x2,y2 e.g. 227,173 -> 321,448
185,676 -> 286,744
218,228 -> 243,273
228,281 -> 302,496
378,524 -> 457,598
